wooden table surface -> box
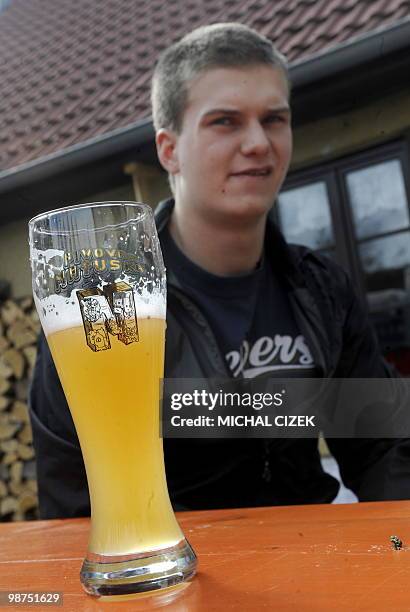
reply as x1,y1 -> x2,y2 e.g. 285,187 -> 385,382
1,501 -> 410,611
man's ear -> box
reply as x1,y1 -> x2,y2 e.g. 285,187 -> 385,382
155,129 -> 180,175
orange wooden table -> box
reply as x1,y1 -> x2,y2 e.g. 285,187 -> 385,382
1,501 -> 410,611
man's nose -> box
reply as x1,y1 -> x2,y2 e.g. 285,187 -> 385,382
240,121 -> 270,156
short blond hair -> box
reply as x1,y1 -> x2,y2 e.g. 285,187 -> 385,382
151,22 -> 289,133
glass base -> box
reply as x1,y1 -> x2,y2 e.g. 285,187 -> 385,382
80,539 -> 197,597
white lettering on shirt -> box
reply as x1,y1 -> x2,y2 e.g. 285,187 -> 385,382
226,335 -> 314,379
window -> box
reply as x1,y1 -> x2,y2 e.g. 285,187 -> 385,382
344,159 -> 410,290
277,142 -> 410,373
0,0 -> 12,13
277,181 -> 335,255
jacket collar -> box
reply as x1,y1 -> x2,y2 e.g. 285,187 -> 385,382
154,198 -> 181,289
154,198 -> 175,233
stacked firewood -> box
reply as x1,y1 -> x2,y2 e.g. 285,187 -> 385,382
0,297 -> 39,521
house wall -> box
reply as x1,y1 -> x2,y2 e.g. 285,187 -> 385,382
292,87 -> 410,168
0,218 -> 31,299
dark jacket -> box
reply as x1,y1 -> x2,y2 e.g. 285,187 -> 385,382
29,199 -> 410,518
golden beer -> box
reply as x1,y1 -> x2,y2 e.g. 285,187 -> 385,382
30,201 -> 196,596
47,317 -> 183,556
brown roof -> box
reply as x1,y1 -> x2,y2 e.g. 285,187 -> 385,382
0,0 -> 409,173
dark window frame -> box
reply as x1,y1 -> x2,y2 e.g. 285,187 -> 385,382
277,139 -> 410,302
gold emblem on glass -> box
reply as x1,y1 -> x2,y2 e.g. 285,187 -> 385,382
77,281 -> 139,352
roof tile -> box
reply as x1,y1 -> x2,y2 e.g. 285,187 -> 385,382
0,0 -> 409,172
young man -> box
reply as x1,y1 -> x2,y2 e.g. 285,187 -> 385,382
30,23 -> 410,518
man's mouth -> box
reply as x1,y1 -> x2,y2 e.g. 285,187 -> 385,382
231,167 -> 272,177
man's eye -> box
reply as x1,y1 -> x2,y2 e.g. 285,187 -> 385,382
264,114 -> 287,124
212,117 -> 234,126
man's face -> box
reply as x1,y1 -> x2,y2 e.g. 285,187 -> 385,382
162,65 -> 292,225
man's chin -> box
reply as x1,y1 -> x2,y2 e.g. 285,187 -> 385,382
204,199 -> 271,228
226,195 -> 273,219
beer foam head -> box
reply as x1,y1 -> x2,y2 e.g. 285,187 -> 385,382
36,286 -> 166,336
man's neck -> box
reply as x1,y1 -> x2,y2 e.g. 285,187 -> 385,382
168,206 -> 267,277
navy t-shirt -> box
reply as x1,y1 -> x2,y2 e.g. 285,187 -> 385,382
161,227 -> 316,378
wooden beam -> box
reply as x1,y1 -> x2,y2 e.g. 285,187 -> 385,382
123,162 -> 170,208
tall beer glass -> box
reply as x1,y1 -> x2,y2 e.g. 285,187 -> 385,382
29,202 -> 197,597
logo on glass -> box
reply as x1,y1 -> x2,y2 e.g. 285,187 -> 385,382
77,282 -> 139,352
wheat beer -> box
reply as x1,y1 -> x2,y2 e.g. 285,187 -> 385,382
47,316 -> 183,556
29,202 -> 197,596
